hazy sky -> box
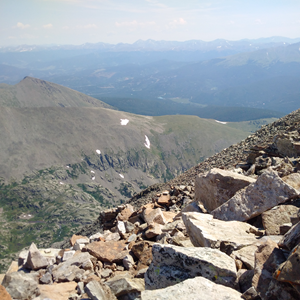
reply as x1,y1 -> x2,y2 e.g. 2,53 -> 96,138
1,0 -> 300,46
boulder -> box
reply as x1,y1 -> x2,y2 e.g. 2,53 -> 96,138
262,205 -> 299,235
85,280 -> 117,300
2,271 -> 40,300
84,240 -> 128,263
252,239 -> 289,299
24,243 -> 49,270
145,243 -> 237,290
105,276 -> 145,297
182,212 -> 258,253
145,223 -> 162,239
231,244 -> 258,270
141,276 -> 242,300
195,168 -> 255,212
212,170 -> 299,221
282,172 -> 300,191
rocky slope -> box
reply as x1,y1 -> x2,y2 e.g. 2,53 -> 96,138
0,77 -> 253,272
1,108 -> 299,299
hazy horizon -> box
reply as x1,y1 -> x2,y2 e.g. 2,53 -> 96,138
1,0 -> 300,47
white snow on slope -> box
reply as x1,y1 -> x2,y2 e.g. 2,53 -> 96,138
144,135 -> 151,149
96,149 -> 101,154
92,176 -> 95,180
119,174 -> 124,178
215,120 -> 227,125
91,170 -> 95,173
120,119 -> 129,125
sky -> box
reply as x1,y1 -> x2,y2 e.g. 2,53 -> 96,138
1,0 -> 300,46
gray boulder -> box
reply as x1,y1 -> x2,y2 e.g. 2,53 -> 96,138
145,243 -> 237,290
182,212 -> 259,252
212,169 -> 298,221
194,168 -> 255,212
141,276 -> 242,300
2,271 -> 40,300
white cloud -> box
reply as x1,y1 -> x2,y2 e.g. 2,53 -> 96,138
255,19 -> 263,25
16,22 -> 30,29
43,24 -> 53,29
169,18 -> 187,26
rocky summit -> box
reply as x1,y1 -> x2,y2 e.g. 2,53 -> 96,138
1,108 -> 300,299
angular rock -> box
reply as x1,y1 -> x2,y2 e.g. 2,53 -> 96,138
39,272 -> 53,284
141,276 -> 242,300
131,241 -> 153,271
123,254 -> 135,270
262,205 -> 299,235
232,244 -> 258,270
25,243 -> 49,270
252,239 -> 287,299
275,243 -> 300,285
85,280 -> 117,300
70,234 -> 88,246
212,170 -> 299,221
104,231 -> 121,242
145,243 -> 237,290
238,269 -> 254,293
62,250 -> 76,261
2,271 -> 40,300
162,211 -> 176,223
242,286 -> 259,300
278,221 -> 300,250
84,240 -> 128,263
143,207 -> 166,225
105,276 -> 145,297
145,223 -> 162,239
282,172 -> 300,191
182,212 -> 258,253
195,168 -> 255,212
157,192 -> 171,206
89,232 -> 105,242
117,204 -> 135,221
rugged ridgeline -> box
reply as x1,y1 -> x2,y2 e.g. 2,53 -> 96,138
0,76 -> 253,272
1,109 -> 299,299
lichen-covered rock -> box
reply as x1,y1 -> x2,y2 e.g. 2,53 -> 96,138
141,276 -> 242,300
145,243 -> 237,290
212,170 -> 299,221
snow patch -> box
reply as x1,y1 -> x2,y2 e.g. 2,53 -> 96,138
119,174 -> 124,178
92,176 -> 95,180
215,120 -> 227,125
96,149 -> 101,154
120,119 -> 129,125
91,170 -> 95,173
60,182 -> 64,185
144,135 -> 151,149
66,165 -> 70,168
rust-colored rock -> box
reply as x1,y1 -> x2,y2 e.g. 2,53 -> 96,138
84,240 -> 128,263
70,234 -> 88,246
0,285 -> 12,300
39,282 -> 77,300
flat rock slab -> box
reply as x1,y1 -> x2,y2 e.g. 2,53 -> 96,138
39,282 -> 77,300
262,205 -> 299,235
182,212 -> 259,252
195,168 -> 255,212
212,170 -> 299,221
85,280 -> 117,300
84,240 -> 128,262
0,285 -> 12,300
141,276 -> 242,300
145,243 -> 237,290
